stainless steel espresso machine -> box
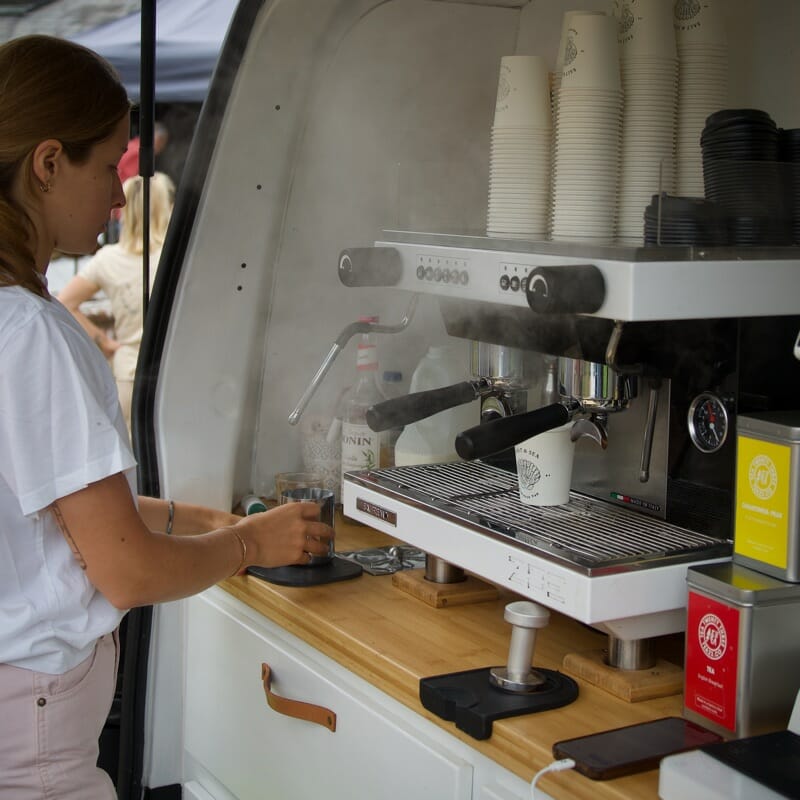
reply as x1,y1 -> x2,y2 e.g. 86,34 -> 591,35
338,231 -> 800,680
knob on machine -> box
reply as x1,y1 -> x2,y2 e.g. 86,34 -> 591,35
526,264 -> 606,314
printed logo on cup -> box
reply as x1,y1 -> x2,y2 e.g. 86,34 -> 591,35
563,33 -> 578,68
518,459 -> 544,492
748,454 -> 778,501
698,612 -> 727,660
496,73 -> 511,109
674,0 -> 701,23
616,3 -> 634,37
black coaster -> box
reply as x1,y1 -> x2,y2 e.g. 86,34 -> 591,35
247,556 -> 363,587
420,666 -> 579,740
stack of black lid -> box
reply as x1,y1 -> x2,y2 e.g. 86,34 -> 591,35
701,109 -> 793,246
778,128 -> 800,245
644,193 -> 727,247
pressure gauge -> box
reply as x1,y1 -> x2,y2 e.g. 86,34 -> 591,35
688,393 -> 729,453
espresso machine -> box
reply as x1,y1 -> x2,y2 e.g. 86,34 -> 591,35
337,231 -> 800,686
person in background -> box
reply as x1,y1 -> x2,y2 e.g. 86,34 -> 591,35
106,121 -> 169,242
58,171 -> 175,437
116,121 -> 169,187
0,35 -> 333,800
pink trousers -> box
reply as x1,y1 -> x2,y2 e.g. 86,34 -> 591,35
0,630 -> 119,799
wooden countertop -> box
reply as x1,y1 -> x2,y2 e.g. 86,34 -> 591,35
221,512 -> 684,799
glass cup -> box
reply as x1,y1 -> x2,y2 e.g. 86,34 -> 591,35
279,487 -> 335,566
274,471 -> 324,500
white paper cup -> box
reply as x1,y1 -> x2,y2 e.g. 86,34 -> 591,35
514,423 -> 575,506
493,55 -> 552,129
673,0 -> 727,47
560,13 -> 621,92
556,10 -> 606,70
616,0 -> 676,59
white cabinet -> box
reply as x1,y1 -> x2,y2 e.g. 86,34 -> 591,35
183,588 -> 476,800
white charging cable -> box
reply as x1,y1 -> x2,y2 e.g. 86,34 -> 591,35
529,757 -> 576,799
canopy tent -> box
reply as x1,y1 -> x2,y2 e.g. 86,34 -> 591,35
72,0 -> 238,103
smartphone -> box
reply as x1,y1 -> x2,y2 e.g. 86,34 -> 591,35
551,716 -> 723,780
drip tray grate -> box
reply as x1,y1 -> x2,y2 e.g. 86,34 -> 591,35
347,461 -> 731,575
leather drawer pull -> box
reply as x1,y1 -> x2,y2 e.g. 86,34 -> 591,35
261,663 -> 337,732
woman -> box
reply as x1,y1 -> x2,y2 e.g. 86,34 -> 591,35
0,35 -> 333,799
59,172 -> 175,435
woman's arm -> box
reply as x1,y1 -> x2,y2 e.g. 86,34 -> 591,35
138,495 -> 240,536
51,472 -> 333,609
57,275 -> 119,358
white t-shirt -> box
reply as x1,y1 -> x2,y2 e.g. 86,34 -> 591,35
0,285 -> 137,674
79,244 -> 161,381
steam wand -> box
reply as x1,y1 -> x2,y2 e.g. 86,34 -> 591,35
288,295 -> 419,425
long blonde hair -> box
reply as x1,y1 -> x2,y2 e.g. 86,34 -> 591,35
119,172 -> 175,255
0,35 -> 130,296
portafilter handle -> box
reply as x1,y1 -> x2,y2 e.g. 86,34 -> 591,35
454,401 -> 577,460
365,379 -> 491,432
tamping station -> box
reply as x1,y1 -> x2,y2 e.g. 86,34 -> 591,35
420,600 -> 579,740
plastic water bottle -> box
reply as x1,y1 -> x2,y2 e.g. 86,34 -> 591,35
394,345 -> 479,465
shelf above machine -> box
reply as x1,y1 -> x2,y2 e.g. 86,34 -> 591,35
374,230 -> 800,322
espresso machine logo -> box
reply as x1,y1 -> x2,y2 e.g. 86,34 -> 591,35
698,612 -> 727,660
674,0 -> 701,23
748,454 -> 778,500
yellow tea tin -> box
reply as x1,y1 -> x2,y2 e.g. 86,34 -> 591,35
734,411 -> 800,582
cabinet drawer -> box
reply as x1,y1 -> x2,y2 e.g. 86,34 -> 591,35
184,589 -> 472,800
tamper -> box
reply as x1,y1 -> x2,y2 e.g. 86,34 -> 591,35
489,600 -> 550,693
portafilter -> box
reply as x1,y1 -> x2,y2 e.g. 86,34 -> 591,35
454,358 -> 637,461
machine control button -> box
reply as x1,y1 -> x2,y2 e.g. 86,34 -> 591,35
433,267 -> 442,282
499,274 -> 510,291
510,275 -> 521,292
416,264 -> 426,280
424,266 -> 434,280
460,270 -> 469,285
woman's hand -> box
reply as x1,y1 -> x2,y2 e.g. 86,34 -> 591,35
94,332 -> 120,359
234,502 -> 334,570
52,477 -> 334,609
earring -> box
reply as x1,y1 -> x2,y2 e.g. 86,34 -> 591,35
39,181 -> 51,193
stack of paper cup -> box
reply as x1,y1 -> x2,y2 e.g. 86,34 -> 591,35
550,12 -> 622,244
674,0 -> 729,196
487,55 -> 552,240
552,10 -> 606,114
615,0 -> 678,245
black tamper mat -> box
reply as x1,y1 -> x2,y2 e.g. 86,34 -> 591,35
247,556 -> 362,587
420,666 -> 579,740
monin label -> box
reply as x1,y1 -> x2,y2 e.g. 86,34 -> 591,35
341,421 -> 382,483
